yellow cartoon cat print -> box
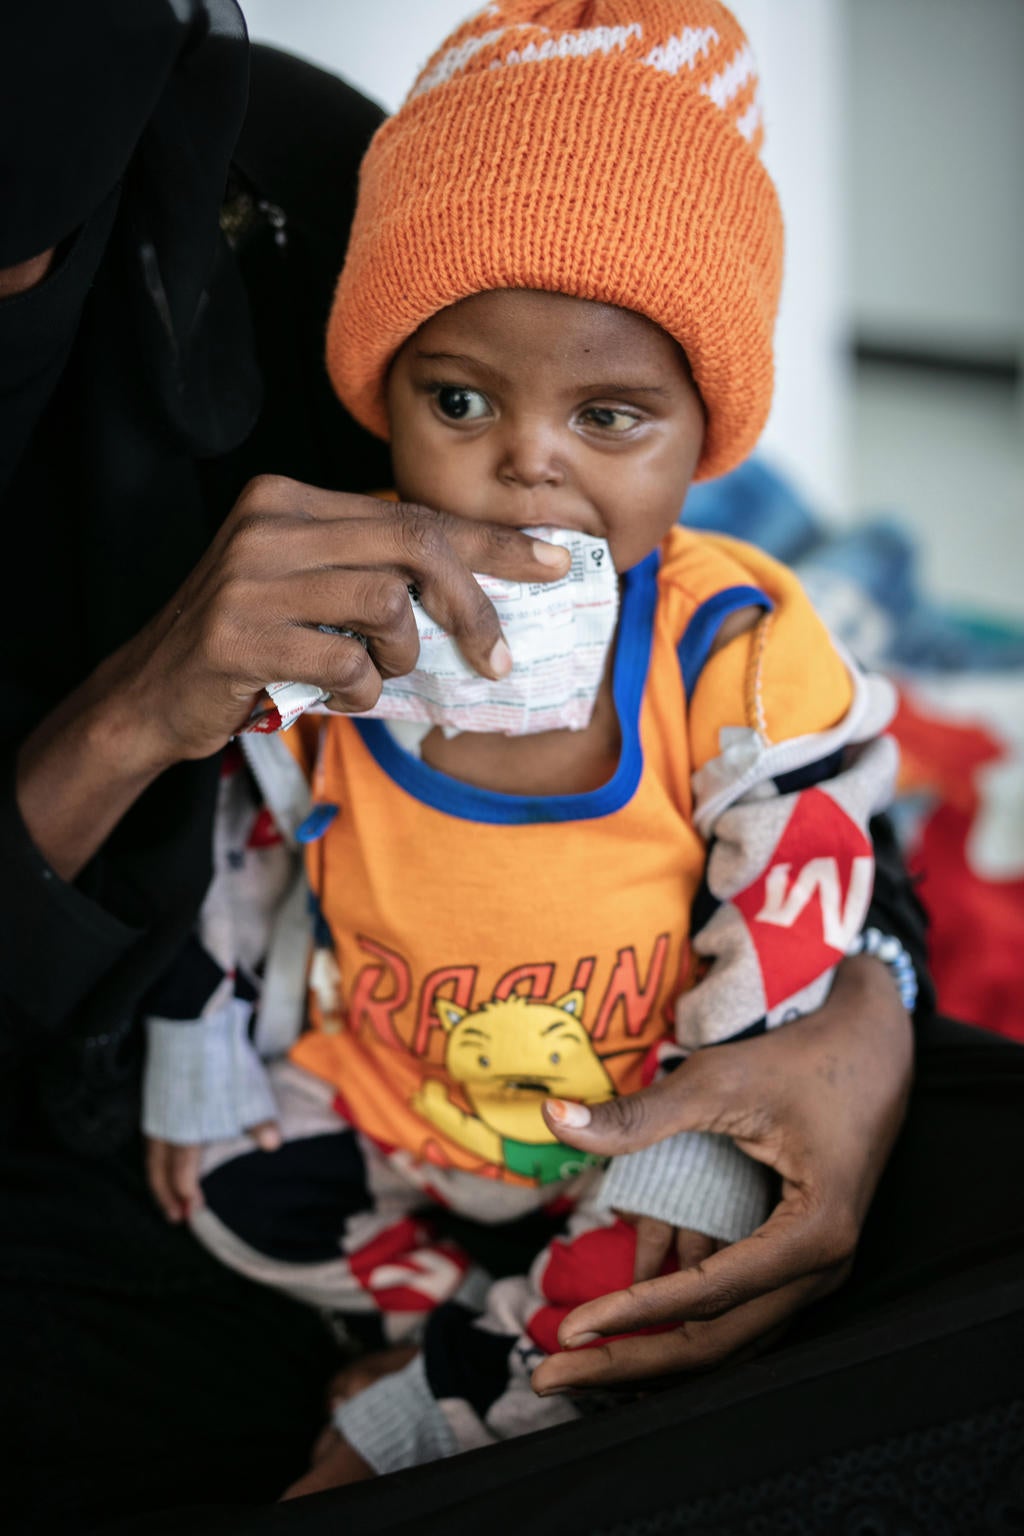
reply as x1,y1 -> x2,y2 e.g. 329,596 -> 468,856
411,991 -> 614,1184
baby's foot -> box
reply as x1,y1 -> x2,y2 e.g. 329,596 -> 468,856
280,1435 -> 374,1500
280,1344 -> 420,1499
326,1344 -> 419,1408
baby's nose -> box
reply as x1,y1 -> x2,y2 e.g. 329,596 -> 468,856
496,421 -> 565,489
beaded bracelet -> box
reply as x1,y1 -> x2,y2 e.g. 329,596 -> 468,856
848,927 -> 919,1013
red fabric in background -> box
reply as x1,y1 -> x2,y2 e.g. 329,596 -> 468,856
891,692 -> 1024,1042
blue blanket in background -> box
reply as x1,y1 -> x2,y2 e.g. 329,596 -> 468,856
685,458 -> 1024,673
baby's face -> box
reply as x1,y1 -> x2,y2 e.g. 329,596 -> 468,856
386,290 -> 705,572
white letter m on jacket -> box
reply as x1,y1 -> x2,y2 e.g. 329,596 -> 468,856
755,856 -> 873,951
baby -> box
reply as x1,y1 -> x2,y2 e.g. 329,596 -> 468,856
142,0 -> 903,1492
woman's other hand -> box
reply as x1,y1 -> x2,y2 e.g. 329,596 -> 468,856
532,954 -> 913,1394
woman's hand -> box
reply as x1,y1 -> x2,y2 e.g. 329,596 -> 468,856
107,476 -> 568,765
532,954 -> 914,1394
17,477 -> 570,879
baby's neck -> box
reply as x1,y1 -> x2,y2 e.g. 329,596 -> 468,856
419,655 -> 620,796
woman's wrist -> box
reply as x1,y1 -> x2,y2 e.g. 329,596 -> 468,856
830,951 -> 916,1093
847,927 -> 919,1013
15,670 -> 188,882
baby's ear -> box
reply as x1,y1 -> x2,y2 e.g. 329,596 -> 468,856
435,1000 -> 468,1032
553,989 -> 585,1019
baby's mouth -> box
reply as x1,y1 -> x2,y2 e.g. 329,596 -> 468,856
516,519 -> 596,541
500,1078 -> 551,1095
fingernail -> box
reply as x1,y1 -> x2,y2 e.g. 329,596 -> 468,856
489,637 -> 513,678
546,1098 -> 591,1129
564,1331 -> 601,1349
532,539 -> 571,569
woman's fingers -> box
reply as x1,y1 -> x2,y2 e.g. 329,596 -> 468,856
556,1199 -> 852,1346
236,482 -> 570,682
544,1046 -> 754,1158
259,513 -> 505,682
533,1270 -> 833,1394
545,966 -> 912,1176
252,481 -> 569,586
432,506 -> 571,585
300,503 -> 520,682
268,565 -> 424,680
298,487 -> 572,587
400,509 -> 569,679
118,480 -> 574,767
254,625 -> 387,716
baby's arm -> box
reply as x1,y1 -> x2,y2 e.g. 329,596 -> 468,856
145,1140 -> 204,1225
145,1126 -> 278,1225
142,733 -> 312,1219
143,987 -> 283,1220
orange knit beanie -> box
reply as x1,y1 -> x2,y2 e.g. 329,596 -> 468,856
326,0 -> 784,481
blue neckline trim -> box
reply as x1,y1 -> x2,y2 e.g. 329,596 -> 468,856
677,585 -> 772,699
353,548 -> 661,826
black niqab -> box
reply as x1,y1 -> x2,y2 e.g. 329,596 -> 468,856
0,0 -> 260,1147
1,0 -> 258,649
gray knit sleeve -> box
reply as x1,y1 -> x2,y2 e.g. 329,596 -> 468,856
596,1130 -> 774,1243
142,1000 -> 278,1143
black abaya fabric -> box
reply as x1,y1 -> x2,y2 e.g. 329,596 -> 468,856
0,6 -> 390,1152
0,0 -> 256,1145
0,33 -> 392,1534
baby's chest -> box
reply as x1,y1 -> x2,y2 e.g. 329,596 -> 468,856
418,670 -> 622,795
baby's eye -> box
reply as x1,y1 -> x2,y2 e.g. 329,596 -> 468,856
580,406 -> 639,433
435,386 -> 490,422
549,1052 -> 561,1066
477,1054 -> 490,1069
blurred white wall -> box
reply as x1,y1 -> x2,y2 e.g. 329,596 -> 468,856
843,0 -> 1024,620
731,0 -> 849,517
847,0 -> 1024,359
240,0 -> 851,514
